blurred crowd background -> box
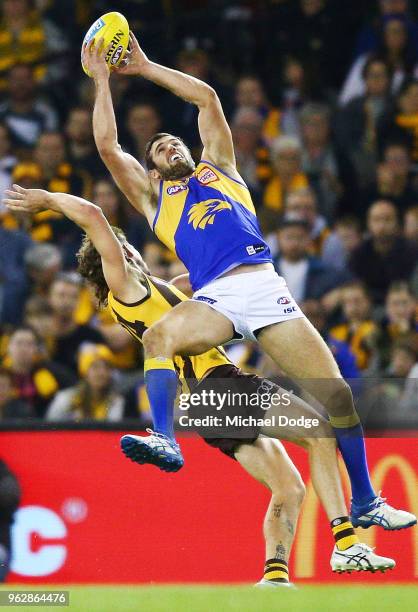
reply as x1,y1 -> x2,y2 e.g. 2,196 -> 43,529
0,0 -> 417,428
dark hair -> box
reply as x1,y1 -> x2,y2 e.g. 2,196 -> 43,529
144,132 -> 171,170
76,227 -> 127,306
342,280 -> 371,300
144,132 -> 185,170
334,215 -> 362,232
387,280 -> 414,296
278,219 -> 310,232
362,54 -> 390,80
24,295 -> 53,319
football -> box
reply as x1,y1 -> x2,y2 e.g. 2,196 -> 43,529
81,12 -> 130,77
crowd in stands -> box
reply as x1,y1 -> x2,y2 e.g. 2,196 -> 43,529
0,0 -> 417,427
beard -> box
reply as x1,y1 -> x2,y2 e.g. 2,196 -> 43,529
158,156 -> 196,180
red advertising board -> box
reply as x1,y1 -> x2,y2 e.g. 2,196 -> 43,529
0,432 -> 416,583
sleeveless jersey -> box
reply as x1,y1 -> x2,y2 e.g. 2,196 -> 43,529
152,159 -> 272,291
107,274 -> 230,383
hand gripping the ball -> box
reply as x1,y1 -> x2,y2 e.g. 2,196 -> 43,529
82,38 -> 111,81
115,32 -> 150,76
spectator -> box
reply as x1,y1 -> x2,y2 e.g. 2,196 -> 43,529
0,460 -> 21,581
124,103 -> 161,168
362,142 -> 418,214
0,367 -> 33,419
302,299 -> 360,380
329,282 -> 377,371
349,199 -> 417,303
23,295 -> 55,357
379,78 -> 418,160
336,57 -> 393,191
234,75 -> 282,143
404,205 -> 418,243
261,136 -> 308,232
2,326 -> 71,416
283,187 -> 330,257
299,103 -> 342,220
46,344 -> 125,421
278,56 -> 313,135
0,0 -> 69,88
230,107 -> 270,200
48,273 -> 106,375
0,224 -> 32,325
322,216 -> 363,272
373,281 -> 418,370
355,0 -> 418,58
273,219 -> 350,304
13,132 -> 90,261
0,123 -> 16,208
92,179 -> 152,252
340,15 -> 418,106
24,242 -> 62,297
0,64 -> 58,150
65,106 -> 107,179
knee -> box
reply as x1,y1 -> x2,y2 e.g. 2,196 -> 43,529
270,471 -> 306,508
327,379 -> 355,416
289,475 -> 306,508
142,323 -> 171,355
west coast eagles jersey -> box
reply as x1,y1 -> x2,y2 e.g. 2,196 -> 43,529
152,160 -> 272,291
107,274 -> 230,384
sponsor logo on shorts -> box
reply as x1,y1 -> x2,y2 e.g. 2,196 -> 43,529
283,306 -> 297,314
246,244 -> 265,255
196,167 -> 219,185
167,184 -> 188,196
83,18 -> 105,44
277,297 -> 291,305
110,45 -> 124,65
195,296 -> 217,305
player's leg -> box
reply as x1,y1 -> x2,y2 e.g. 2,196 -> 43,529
121,301 -> 234,471
259,388 -> 395,572
257,317 -> 417,530
234,438 -> 304,587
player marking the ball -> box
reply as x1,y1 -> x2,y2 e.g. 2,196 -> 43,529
80,28 -> 416,532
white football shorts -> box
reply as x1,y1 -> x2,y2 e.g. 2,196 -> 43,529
192,268 -> 305,342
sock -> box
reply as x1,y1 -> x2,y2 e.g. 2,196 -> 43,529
263,558 -> 289,583
330,415 -> 376,506
331,516 -> 359,551
144,357 -> 178,440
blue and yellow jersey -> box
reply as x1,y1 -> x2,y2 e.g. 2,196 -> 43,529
152,160 -> 272,291
107,274 -> 230,383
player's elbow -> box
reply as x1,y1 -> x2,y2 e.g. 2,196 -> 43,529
96,139 -> 119,159
83,203 -> 104,224
199,85 -> 218,107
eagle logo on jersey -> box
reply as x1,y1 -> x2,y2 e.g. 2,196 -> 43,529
187,199 -> 232,230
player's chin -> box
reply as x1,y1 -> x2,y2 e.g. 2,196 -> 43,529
161,160 -> 195,180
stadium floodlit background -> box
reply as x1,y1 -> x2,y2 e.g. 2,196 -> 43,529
0,0 -> 417,610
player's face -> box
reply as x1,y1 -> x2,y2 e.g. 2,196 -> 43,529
150,136 -> 195,180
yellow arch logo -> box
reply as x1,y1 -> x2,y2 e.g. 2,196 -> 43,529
187,199 -> 232,230
294,454 -> 418,577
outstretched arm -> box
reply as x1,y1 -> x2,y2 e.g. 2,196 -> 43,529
118,33 -> 235,171
82,40 -> 155,220
3,185 -> 146,303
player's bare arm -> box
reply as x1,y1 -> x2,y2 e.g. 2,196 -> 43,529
3,185 -> 147,304
117,32 -> 236,173
81,39 -> 157,223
